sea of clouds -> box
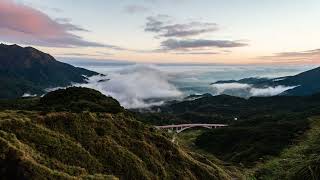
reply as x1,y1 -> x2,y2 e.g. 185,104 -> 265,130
210,83 -> 297,98
52,60 -> 316,109
74,65 -> 183,108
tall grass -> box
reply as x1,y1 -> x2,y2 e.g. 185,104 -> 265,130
255,116 -> 320,179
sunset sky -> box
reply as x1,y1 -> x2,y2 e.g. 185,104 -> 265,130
1,0 -> 320,64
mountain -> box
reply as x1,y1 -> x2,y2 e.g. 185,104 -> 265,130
278,66 -> 320,95
212,66 -> 320,96
0,44 -> 100,99
0,87 -> 237,179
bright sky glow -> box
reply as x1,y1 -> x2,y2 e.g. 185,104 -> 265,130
1,0 -> 319,64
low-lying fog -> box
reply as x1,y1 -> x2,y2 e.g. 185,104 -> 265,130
60,59 -> 316,108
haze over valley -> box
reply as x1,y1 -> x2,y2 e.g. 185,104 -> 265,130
64,61 -> 316,108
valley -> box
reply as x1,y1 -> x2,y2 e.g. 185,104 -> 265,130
0,45 -> 319,179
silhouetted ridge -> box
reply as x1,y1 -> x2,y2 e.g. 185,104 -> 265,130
212,66 -> 320,96
0,44 -> 100,98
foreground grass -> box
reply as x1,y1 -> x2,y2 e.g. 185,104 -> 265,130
253,116 -> 320,179
176,129 -> 245,179
0,110 -> 235,179
175,121 -> 320,180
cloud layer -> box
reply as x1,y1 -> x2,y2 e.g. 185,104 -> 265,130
143,14 -> 248,53
75,64 -> 183,108
124,4 -> 149,14
0,0 -> 118,48
161,39 -> 248,51
259,48 -> 320,63
145,15 -> 218,38
210,83 -> 296,97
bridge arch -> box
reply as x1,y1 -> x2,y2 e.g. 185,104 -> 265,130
175,125 -> 214,133
155,123 -> 228,134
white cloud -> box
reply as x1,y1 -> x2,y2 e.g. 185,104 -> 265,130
210,83 -> 297,97
22,93 -> 37,97
210,83 -> 251,95
250,86 -> 296,97
74,64 -> 183,108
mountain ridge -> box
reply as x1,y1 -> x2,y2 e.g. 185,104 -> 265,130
212,66 -> 320,96
0,43 -> 100,99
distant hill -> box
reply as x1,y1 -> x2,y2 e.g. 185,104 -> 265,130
278,66 -> 320,95
0,44 -> 100,99
39,87 -> 123,113
212,66 -> 320,96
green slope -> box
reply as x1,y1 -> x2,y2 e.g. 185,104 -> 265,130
255,116 -> 320,179
0,87 -> 235,180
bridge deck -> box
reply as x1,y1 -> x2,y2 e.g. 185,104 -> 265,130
155,123 -> 228,129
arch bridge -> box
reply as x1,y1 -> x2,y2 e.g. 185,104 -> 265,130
155,123 -> 228,133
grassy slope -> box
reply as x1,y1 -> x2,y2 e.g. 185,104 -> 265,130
175,119 -> 320,180
0,88 -> 237,179
254,116 -> 320,179
194,113 -> 310,166
0,110 -> 234,180
176,129 -> 245,178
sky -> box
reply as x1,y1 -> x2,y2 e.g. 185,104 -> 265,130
1,0 -> 320,64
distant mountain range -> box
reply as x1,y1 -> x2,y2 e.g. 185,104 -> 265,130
1,43 -> 319,99
0,44 -> 100,98
213,66 -> 320,96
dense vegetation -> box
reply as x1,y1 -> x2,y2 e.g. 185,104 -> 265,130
0,87 -> 236,180
195,115 -> 309,165
255,116 -> 320,179
39,87 -> 124,113
0,44 -> 99,98
0,87 -> 124,114
140,92 -> 320,179
139,93 -> 320,170
1,86 -> 320,179
141,94 -> 320,125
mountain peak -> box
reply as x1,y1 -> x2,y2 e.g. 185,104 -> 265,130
0,44 -> 99,99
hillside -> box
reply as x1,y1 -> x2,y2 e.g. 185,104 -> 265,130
134,92 -> 320,178
139,93 -> 320,168
279,67 -> 320,95
0,87 -> 236,179
212,66 -> 320,96
0,44 -> 99,99
139,94 -> 320,125
255,116 -> 320,179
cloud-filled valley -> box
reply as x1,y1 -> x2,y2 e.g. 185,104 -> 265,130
74,65 -> 183,108
56,63 -> 314,109
210,83 -> 297,98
